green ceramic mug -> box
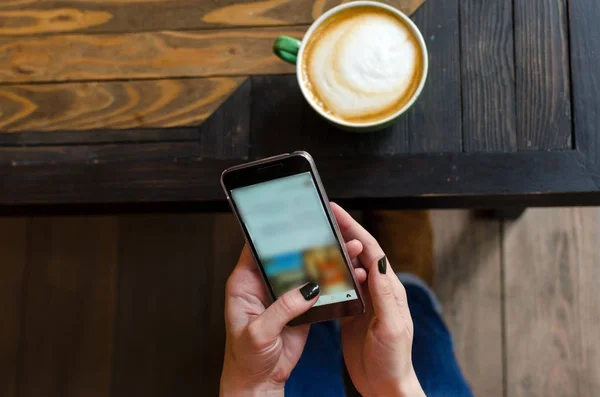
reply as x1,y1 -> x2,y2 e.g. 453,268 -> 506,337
272,1 -> 428,132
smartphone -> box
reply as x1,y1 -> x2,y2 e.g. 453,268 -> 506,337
221,151 -> 365,325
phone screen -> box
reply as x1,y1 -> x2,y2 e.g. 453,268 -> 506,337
230,171 -> 358,306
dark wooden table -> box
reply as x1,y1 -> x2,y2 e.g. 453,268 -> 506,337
1,0 -> 599,212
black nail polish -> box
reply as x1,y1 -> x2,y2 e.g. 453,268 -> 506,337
300,282 -> 320,300
378,256 -> 387,274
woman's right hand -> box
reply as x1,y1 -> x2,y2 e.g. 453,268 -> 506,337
331,203 -> 425,397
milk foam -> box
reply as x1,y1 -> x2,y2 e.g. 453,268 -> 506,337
305,12 -> 420,121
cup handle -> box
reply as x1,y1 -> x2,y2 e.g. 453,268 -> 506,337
273,36 -> 301,65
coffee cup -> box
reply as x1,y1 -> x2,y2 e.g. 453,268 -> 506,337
273,1 -> 428,132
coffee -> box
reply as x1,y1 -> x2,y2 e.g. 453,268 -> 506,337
301,6 -> 424,124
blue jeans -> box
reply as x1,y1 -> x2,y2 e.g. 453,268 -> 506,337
285,274 -> 474,397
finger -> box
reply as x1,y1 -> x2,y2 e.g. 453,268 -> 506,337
226,245 -> 271,308
331,203 -> 385,268
354,267 -> 367,283
249,282 -> 320,344
368,256 -> 399,325
233,244 -> 256,271
345,239 -> 363,260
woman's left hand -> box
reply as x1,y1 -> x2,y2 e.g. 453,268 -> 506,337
220,241 -> 364,396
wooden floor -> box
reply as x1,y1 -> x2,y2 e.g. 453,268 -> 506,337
1,209 -> 599,397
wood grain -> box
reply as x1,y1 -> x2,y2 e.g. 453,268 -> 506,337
0,0 -> 425,36
198,78 -> 251,159
0,78 -> 250,147
0,77 -> 244,132
0,217 -> 27,397
430,210 -> 503,397
0,150 -> 595,206
203,214 -> 245,395
0,83 -> 250,156
0,126 -> 201,146
112,214 -> 215,397
503,208 -> 600,396
568,0 -> 600,167
0,27 -> 302,84
250,74 -> 314,157
246,0 -> 464,158
406,0 -> 461,152
514,0 -> 572,150
576,209 -> 600,395
460,0 -> 516,152
250,74 -> 410,158
0,142 -> 202,165
19,216 -> 117,397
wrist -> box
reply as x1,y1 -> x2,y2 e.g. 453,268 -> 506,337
395,369 -> 425,397
219,383 -> 284,397
365,369 -> 424,397
220,366 -> 284,397
219,379 -> 284,397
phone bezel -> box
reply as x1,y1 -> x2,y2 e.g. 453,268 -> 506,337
221,152 -> 365,325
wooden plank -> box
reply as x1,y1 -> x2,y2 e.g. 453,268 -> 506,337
0,142 -> 202,165
0,0 -> 425,36
0,151 -> 596,206
430,210 -> 503,397
0,81 -> 248,156
0,27 -> 303,84
198,78 -> 251,159
0,77 -> 244,133
568,0 -> 600,167
407,0 -> 461,153
202,213 -> 245,395
301,92 -> 411,157
460,0 -> 516,152
577,209 -> 600,395
7,191 -> 600,216
0,127 -> 202,146
0,77 -> 250,147
0,217 -> 27,397
514,0 -> 571,150
250,75 -> 409,158
112,214 -> 214,397
19,216 -> 118,397
250,75 -> 310,157
503,208 -> 600,396
0,127 -> 201,146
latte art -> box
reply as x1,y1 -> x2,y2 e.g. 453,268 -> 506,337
302,8 -> 424,124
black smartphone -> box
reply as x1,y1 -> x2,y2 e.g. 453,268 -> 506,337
221,151 -> 365,325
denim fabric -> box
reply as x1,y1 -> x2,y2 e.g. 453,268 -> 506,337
286,274 -> 474,397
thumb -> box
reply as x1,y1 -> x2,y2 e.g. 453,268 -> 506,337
252,282 -> 320,341
368,256 -> 399,325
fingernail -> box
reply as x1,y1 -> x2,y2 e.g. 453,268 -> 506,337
378,256 -> 387,274
300,282 -> 320,300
